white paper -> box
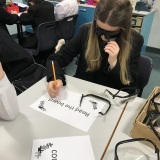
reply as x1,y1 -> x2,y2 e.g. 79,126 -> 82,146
31,135 -> 95,160
29,88 -> 105,132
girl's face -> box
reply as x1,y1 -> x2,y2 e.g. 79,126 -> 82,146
95,19 -> 121,42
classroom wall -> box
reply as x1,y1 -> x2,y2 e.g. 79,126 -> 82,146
147,0 -> 160,49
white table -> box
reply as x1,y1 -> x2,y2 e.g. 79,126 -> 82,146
0,76 -> 146,160
103,97 -> 159,160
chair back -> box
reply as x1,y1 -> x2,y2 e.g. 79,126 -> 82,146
58,14 -> 78,40
36,21 -> 58,54
137,55 -> 152,97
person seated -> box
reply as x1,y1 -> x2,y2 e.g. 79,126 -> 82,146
46,0 -> 144,98
0,62 -> 19,120
19,0 -> 55,48
135,0 -> 151,12
54,0 -> 78,21
0,25 -> 34,82
0,0 -> 19,34
0,0 -> 34,81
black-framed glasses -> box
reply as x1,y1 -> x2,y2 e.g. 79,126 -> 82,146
79,94 -> 111,116
142,92 -> 160,141
150,91 -> 160,112
115,138 -> 160,160
104,87 -> 140,99
95,24 -> 122,41
143,111 -> 160,141
78,88 -> 139,116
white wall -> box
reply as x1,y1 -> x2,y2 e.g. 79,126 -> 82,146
147,0 -> 160,49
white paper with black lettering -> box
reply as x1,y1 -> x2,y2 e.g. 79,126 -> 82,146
31,135 -> 95,160
29,88 -> 105,132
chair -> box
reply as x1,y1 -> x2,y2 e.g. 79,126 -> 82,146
57,14 -> 78,41
137,55 -> 153,97
26,21 -> 58,56
57,14 -> 78,65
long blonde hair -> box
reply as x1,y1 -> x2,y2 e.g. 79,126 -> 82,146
85,0 -> 133,85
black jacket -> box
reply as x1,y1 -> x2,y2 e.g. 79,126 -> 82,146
46,23 -> 144,90
0,6 -> 19,33
19,1 -> 55,48
0,7 -> 33,81
0,27 -> 34,81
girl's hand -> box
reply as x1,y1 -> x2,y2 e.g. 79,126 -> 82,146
0,63 -> 4,80
104,41 -> 120,69
47,79 -> 63,97
11,10 -> 18,15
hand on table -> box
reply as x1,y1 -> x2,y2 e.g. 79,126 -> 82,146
23,10 -> 28,13
11,10 -> 18,14
47,80 -> 63,97
18,10 -> 28,16
0,63 -> 4,80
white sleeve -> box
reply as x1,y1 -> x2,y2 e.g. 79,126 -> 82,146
0,74 -> 19,120
54,4 -> 66,21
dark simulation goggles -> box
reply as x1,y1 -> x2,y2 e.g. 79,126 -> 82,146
95,25 -> 122,40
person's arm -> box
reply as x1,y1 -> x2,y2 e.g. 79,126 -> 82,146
46,24 -> 88,97
0,63 -> 19,120
54,3 -> 66,20
0,7 -> 19,25
46,24 -> 87,83
19,5 -> 35,25
46,42 -> 79,97
100,30 -> 144,90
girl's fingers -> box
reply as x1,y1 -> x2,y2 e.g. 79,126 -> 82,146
104,47 -> 116,55
107,41 -> 119,48
47,80 -> 63,97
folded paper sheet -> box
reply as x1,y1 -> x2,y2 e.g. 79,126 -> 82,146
30,88 -> 105,132
31,135 -> 95,160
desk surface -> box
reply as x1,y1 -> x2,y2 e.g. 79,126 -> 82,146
0,76 -> 146,160
103,97 -> 155,159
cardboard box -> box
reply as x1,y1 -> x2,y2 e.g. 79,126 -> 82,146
131,86 -> 160,149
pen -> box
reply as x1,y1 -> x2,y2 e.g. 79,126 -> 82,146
52,61 -> 57,87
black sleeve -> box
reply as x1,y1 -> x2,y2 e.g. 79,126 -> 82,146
0,7 -> 19,25
0,28 -> 31,63
129,30 -> 144,86
19,6 -> 35,25
104,30 -> 144,89
46,25 -> 87,85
